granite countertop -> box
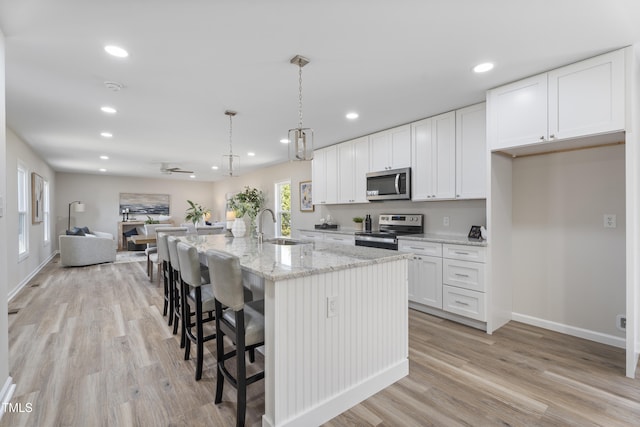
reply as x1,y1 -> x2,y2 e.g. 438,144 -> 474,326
184,234 -> 409,282
398,233 -> 488,247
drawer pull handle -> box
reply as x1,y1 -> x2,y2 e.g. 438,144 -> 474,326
411,247 -> 428,250
455,300 -> 470,306
454,251 -> 470,255
454,273 -> 470,278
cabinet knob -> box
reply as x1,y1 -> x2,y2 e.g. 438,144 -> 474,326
539,136 -> 545,141
549,134 -> 555,139
456,194 -> 460,198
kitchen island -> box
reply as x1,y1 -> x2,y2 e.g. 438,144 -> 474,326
185,234 -> 410,427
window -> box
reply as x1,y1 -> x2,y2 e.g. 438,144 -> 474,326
275,180 -> 291,237
43,180 -> 50,243
18,163 -> 29,258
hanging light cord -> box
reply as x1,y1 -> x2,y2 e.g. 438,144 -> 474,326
228,113 -> 234,176
298,62 -> 303,129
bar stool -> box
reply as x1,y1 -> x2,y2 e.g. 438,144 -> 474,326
206,249 -> 265,427
177,241 -> 217,381
167,236 -> 187,346
155,227 -> 187,322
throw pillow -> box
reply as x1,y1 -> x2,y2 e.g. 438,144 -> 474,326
66,227 -> 85,236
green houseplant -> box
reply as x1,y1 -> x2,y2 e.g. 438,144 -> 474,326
184,200 -> 210,226
353,217 -> 364,231
228,187 -> 265,236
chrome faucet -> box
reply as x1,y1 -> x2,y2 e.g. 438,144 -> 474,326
257,208 -> 276,244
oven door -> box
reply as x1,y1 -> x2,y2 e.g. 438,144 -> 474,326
355,234 -> 398,250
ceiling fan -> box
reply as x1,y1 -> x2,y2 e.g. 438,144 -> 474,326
160,162 -> 193,174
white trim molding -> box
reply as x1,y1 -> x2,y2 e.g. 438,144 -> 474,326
8,250 -> 58,301
512,312 -> 626,349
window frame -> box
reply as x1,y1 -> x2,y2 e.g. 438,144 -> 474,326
17,161 -> 29,260
274,180 -> 291,237
43,179 -> 50,244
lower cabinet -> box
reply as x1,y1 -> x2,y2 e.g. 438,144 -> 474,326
442,285 -> 486,321
297,230 -> 354,245
408,254 -> 442,309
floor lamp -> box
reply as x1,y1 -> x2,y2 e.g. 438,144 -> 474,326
67,200 -> 85,231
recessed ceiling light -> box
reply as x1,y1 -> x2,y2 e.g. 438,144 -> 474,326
473,62 -> 494,73
99,168 -> 107,172
211,165 -> 219,170
247,152 -> 255,156
100,106 -> 117,114
100,132 -> 113,138
346,112 -> 359,120
104,45 -> 129,58
280,139 -> 290,144
100,155 -> 109,160
189,175 -> 196,179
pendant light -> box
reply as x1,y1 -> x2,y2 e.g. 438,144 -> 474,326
288,55 -> 314,161
222,110 -> 239,176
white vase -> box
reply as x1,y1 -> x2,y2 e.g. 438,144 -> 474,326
231,218 -> 247,237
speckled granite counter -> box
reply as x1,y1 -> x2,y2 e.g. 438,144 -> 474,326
185,234 -> 408,282
398,233 -> 488,247
182,233 -> 409,427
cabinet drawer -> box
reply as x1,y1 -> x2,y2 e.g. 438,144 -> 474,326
443,244 -> 486,262
298,232 -> 324,241
398,240 -> 443,257
325,234 -> 354,245
443,259 -> 485,292
443,285 -> 486,322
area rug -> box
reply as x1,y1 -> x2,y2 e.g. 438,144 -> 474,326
115,251 -> 146,264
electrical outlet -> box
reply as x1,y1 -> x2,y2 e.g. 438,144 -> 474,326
327,296 -> 338,318
604,214 -> 616,228
443,216 -> 450,227
616,314 -> 626,331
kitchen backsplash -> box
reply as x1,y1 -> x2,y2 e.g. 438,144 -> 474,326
313,199 -> 486,235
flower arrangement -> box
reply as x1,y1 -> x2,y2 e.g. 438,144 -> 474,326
185,200 -> 211,226
228,187 -> 265,221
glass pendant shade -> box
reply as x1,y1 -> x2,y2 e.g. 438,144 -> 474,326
288,127 -> 314,161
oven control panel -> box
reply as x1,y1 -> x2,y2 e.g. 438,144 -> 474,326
379,214 -> 423,226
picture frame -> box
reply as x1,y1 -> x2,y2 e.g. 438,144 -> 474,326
119,193 -> 170,215
468,225 -> 482,240
31,173 -> 44,224
299,181 -> 314,212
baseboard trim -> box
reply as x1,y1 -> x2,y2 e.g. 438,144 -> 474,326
0,376 -> 16,422
512,312 -> 626,349
262,360 -> 408,427
8,250 -> 58,301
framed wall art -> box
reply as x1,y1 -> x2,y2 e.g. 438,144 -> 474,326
119,193 -> 170,215
299,181 -> 314,212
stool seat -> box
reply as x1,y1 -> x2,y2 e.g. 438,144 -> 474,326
221,300 -> 264,347
190,284 -> 216,313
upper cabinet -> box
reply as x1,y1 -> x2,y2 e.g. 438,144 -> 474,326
455,103 -> 487,199
412,111 -> 456,200
369,124 -> 411,171
312,145 -> 338,205
488,49 -> 625,152
337,136 -> 369,204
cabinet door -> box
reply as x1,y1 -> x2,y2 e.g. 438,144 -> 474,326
408,255 -> 442,309
455,103 -> 486,199
311,148 -> 327,205
324,145 -> 338,204
337,142 -> 355,203
353,136 -> 370,203
411,118 -> 434,201
369,130 -> 391,171
548,49 -> 625,140
389,124 -> 411,169
488,73 -> 548,150
431,112 -> 456,199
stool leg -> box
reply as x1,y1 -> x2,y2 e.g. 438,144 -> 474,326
236,311 -> 247,427
195,287 -> 204,381
215,300 -> 225,404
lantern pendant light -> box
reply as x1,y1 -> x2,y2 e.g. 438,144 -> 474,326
288,55 -> 314,161
223,110 -> 239,176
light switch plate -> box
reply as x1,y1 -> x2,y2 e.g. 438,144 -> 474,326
327,296 -> 338,318
604,214 -> 616,228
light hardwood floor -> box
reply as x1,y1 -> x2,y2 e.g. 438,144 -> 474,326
4,257 -> 640,426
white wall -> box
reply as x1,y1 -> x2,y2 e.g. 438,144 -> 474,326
0,25 -> 9,392
55,173 -> 216,239
6,128 -> 57,298
211,160 -> 314,237
512,144 -> 626,339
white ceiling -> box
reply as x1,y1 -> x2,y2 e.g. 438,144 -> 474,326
1,0 -> 640,182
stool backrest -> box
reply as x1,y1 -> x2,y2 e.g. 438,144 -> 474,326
167,235 -> 182,273
177,241 -> 203,287
156,227 -> 188,262
206,249 -> 244,311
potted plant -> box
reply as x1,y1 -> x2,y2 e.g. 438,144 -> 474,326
144,215 -> 159,224
353,216 -> 364,231
228,187 -> 265,237
185,200 -> 210,227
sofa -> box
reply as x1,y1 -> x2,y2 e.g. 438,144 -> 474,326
59,231 -> 117,267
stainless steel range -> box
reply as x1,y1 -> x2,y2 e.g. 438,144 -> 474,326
355,214 -> 424,250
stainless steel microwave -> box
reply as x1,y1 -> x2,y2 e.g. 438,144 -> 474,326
366,167 -> 411,201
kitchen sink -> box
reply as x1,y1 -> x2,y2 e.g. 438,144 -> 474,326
264,238 -> 306,246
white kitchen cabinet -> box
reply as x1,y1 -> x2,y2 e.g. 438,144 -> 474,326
455,103 -> 487,199
400,240 -> 443,309
443,258 -> 486,293
324,233 -> 355,246
488,48 -> 625,151
442,243 -> 487,321
312,145 -> 338,205
298,230 -> 325,241
337,136 -> 369,204
443,285 -> 486,322
411,111 -> 456,201
442,243 -> 486,263
369,124 -> 411,172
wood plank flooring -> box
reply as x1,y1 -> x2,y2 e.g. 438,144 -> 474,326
4,256 -> 640,426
